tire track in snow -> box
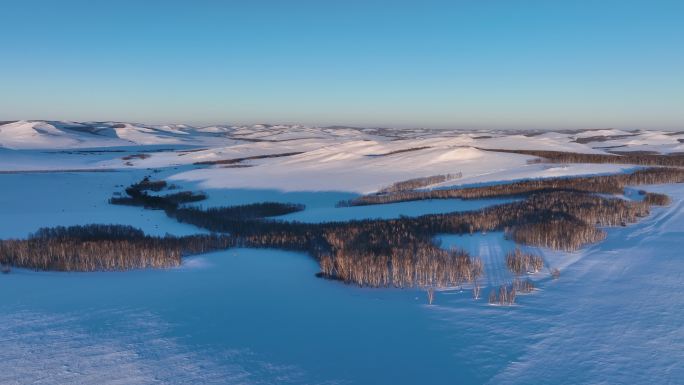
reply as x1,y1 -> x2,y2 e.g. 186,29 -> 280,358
478,235 -> 512,288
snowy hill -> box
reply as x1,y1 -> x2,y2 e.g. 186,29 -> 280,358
2,120 -> 682,152
0,120 -> 361,149
2,121 -> 681,191
0,120 -> 234,149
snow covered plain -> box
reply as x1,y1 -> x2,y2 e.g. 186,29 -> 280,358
1,121 -> 683,384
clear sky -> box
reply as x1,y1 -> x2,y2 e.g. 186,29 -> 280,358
1,0 -> 682,129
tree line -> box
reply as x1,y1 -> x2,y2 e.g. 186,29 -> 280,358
0,224 -> 234,271
2,169 -> 676,291
345,166 -> 684,206
378,173 -> 461,193
480,149 -> 684,167
193,152 -> 304,166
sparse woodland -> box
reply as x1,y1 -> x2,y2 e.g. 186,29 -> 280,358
193,152 -> 304,166
643,192 -> 671,206
318,244 -> 483,287
0,225 -> 233,271
480,149 -> 684,167
378,173 -> 462,193
506,248 -> 544,275
371,146 -> 432,157
346,167 -> 684,205
2,150 -> 680,300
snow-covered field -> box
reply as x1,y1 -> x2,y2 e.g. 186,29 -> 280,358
1,121 -> 682,384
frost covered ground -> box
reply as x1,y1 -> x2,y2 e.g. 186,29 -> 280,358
1,121 -> 682,384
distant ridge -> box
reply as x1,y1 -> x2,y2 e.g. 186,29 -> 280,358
1,120 -> 681,152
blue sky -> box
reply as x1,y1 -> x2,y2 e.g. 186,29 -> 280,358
1,0 -> 682,129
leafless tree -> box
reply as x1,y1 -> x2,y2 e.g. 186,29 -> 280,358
472,280 -> 481,300
426,288 -> 435,305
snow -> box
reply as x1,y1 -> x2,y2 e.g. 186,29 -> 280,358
2,187 -> 683,384
590,131 -> 684,154
1,123 -> 683,384
572,128 -> 635,138
168,144 -> 534,194
0,120 -> 114,149
439,232 -> 520,287
0,170 -> 205,238
0,310 -> 255,385
474,133 -> 607,153
0,120 -> 234,150
0,249 -> 474,385
481,184 -> 684,384
442,163 -> 635,189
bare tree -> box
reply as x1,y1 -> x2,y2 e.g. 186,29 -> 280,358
426,287 -> 435,305
472,280 -> 481,300
488,289 -> 497,304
